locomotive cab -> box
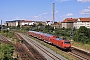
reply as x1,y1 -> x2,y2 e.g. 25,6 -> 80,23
63,39 -> 71,49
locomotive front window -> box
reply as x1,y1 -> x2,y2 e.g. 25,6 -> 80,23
64,42 -> 70,44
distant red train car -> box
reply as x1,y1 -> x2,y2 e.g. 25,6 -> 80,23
28,30 -> 71,50
36,32 -> 44,40
43,33 -> 57,43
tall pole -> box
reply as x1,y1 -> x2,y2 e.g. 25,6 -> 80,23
0,20 -> 2,31
1,20 -> 2,28
52,3 -> 55,24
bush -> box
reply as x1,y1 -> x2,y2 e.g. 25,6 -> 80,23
0,43 -> 14,60
73,26 -> 90,44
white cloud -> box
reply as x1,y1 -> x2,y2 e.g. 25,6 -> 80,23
43,17 -> 47,18
11,18 -> 26,20
33,16 -> 40,20
55,0 -> 70,2
60,16 -> 63,17
51,12 -> 53,14
80,6 -> 90,14
77,0 -> 90,2
80,9 -> 90,14
66,13 -> 73,16
39,14 -> 42,16
34,16 -> 38,18
28,12 -> 53,21
55,11 -> 59,14
27,16 -> 30,18
59,13 -> 73,18
12,17 -> 20,20
88,6 -> 90,8
43,12 -> 48,14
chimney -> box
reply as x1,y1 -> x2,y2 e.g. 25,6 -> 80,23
52,3 -> 55,24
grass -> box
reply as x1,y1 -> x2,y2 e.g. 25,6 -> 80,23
71,41 -> 90,52
0,30 -> 19,60
0,43 -> 4,58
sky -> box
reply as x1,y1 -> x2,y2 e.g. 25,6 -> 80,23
0,0 -> 90,24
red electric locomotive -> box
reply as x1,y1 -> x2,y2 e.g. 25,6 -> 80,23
53,37 -> 71,49
28,30 -> 71,50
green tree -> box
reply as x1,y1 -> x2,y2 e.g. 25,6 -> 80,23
73,26 -> 90,44
17,24 -> 20,28
38,23 -> 44,26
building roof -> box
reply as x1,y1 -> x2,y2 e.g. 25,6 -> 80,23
6,20 -> 21,23
62,18 -> 78,23
79,18 -> 90,22
46,20 -> 50,22
21,20 -> 34,22
57,22 -> 61,25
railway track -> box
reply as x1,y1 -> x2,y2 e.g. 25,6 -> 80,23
0,34 -> 11,44
15,32 -> 90,60
15,32 -> 47,60
68,47 -> 90,60
16,32 -> 63,60
14,42 -> 36,60
24,40 -> 47,60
